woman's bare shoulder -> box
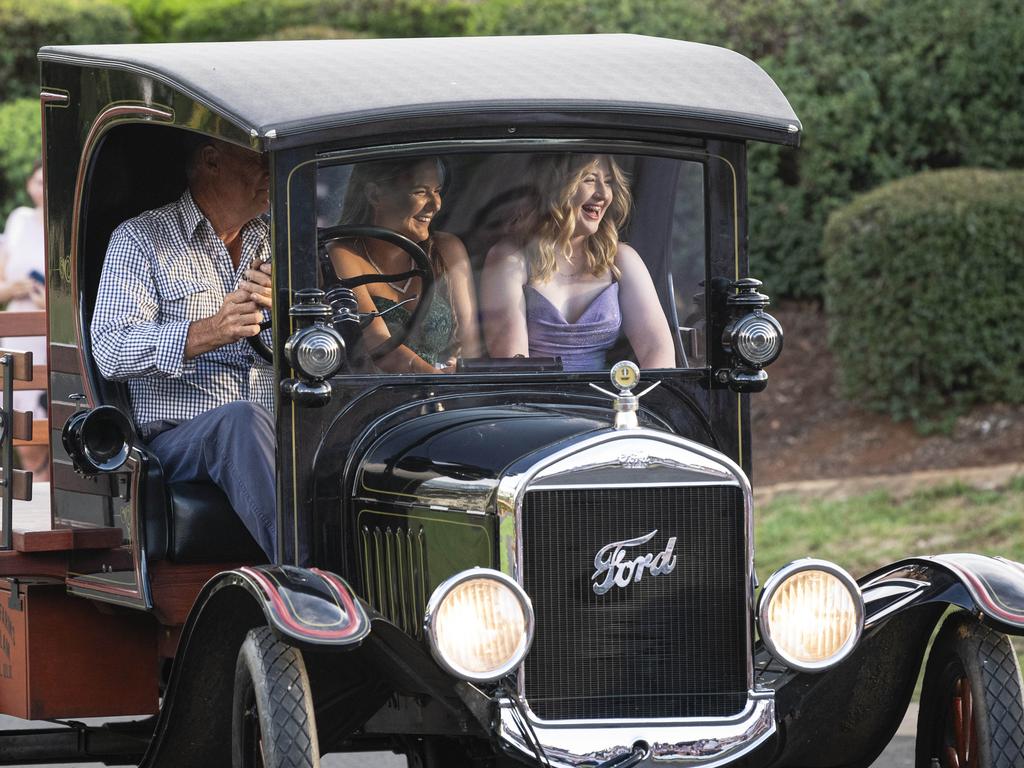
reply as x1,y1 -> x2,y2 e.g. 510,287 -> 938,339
485,238 -> 528,265
328,242 -> 369,278
613,242 -> 647,275
433,230 -> 470,265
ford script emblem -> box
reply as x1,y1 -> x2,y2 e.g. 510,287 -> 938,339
592,530 -> 677,595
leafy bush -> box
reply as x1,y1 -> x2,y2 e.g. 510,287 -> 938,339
167,0 -> 474,42
0,0 -> 137,103
823,169 -> 1024,429
0,99 -> 42,222
5,0 -> 1022,301
737,0 -> 1024,297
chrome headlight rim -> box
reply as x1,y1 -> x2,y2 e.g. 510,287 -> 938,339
757,558 -> 865,673
284,324 -> 345,380
424,567 -> 535,683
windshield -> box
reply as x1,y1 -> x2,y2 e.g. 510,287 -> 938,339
315,150 -> 706,374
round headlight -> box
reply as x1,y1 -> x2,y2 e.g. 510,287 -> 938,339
758,559 -> 863,672
285,325 -> 345,380
727,311 -> 783,367
425,568 -> 534,682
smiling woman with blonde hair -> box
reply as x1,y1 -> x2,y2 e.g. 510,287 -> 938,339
481,153 -> 674,371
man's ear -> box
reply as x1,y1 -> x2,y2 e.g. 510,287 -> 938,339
200,143 -> 221,174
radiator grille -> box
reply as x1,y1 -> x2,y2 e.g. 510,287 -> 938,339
521,485 -> 748,721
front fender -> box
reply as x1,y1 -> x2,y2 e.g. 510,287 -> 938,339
138,565 -> 369,767
232,565 -> 371,648
861,553 -> 1024,634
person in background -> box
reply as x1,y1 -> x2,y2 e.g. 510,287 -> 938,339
481,154 -> 675,372
0,160 -> 49,480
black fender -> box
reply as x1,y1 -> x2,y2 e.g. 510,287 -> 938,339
763,553 -> 1024,768
860,553 -> 1024,634
232,565 -> 371,648
138,565 -> 369,768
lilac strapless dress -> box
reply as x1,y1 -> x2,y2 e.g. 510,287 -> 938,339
525,283 -> 621,371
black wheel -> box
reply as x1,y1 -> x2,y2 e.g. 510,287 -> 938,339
916,611 -> 1024,768
232,626 -> 320,768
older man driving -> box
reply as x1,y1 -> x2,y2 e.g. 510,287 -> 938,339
91,136 -> 277,561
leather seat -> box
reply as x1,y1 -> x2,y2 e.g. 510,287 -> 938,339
140,448 -> 265,564
166,482 -> 266,563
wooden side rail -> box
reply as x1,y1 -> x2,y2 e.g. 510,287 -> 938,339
1,310 -> 47,336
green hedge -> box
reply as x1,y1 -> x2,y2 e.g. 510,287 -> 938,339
0,0 -> 137,103
743,0 -> 1024,298
2,0 -> 1022,301
115,0 -> 475,42
0,98 -> 42,223
823,169 -> 1024,429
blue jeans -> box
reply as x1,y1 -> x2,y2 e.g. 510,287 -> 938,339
147,401 -> 276,561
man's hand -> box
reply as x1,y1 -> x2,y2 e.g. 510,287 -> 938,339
185,289 -> 264,359
239,261 -> 272,309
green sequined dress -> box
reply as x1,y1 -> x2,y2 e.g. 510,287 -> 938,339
372,279 -> 456,366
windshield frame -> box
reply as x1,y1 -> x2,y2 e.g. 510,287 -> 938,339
282,137 -> 740,383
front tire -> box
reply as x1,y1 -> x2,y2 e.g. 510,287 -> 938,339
232,626 -> 320,768
916,611 -> 1024,768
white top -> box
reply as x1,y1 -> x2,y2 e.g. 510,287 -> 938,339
1,205 -> 47,418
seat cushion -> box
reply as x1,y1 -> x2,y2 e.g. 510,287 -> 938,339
167,482 -> 266,563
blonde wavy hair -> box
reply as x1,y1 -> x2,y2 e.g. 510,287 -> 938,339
521,154 -> 632,283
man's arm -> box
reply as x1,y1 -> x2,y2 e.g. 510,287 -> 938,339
91,224 -> 268,380
91,222 -> 193,381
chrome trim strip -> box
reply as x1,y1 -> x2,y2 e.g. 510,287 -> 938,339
498,694 -> 775,768
527,480 -> 741,491
64,449 -> 152,609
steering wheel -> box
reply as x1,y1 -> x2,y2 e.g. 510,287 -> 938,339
247,225 -> 435,364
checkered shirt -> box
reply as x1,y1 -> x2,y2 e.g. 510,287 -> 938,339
91,189 -> 274,427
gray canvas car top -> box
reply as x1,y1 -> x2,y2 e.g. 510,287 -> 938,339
38,34 -> 802,148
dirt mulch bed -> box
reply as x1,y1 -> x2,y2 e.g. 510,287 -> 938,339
750,302 -> 1024,487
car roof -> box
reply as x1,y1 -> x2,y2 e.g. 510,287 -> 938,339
39,34 -> 801,148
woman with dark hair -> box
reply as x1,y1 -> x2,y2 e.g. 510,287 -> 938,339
329,158 -> 480,373
480,154 -> 674,371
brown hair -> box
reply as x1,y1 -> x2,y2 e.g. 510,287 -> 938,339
339,157 -> 449,279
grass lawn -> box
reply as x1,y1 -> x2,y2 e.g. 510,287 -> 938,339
754,475 -> 1024,673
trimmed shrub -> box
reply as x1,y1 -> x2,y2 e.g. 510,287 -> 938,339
0,98 -> 42,222
0,0 -> 137,102
823,169 -> 1024,429
738,0 -> 1024,297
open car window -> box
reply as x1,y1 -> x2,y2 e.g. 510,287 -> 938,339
315,151 -> 707,373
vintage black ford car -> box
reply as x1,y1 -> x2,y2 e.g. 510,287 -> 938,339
1,34 -> 1023,768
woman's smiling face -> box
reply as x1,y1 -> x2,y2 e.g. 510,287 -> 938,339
370,160 -> 443,243
570,157 -> 613,238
